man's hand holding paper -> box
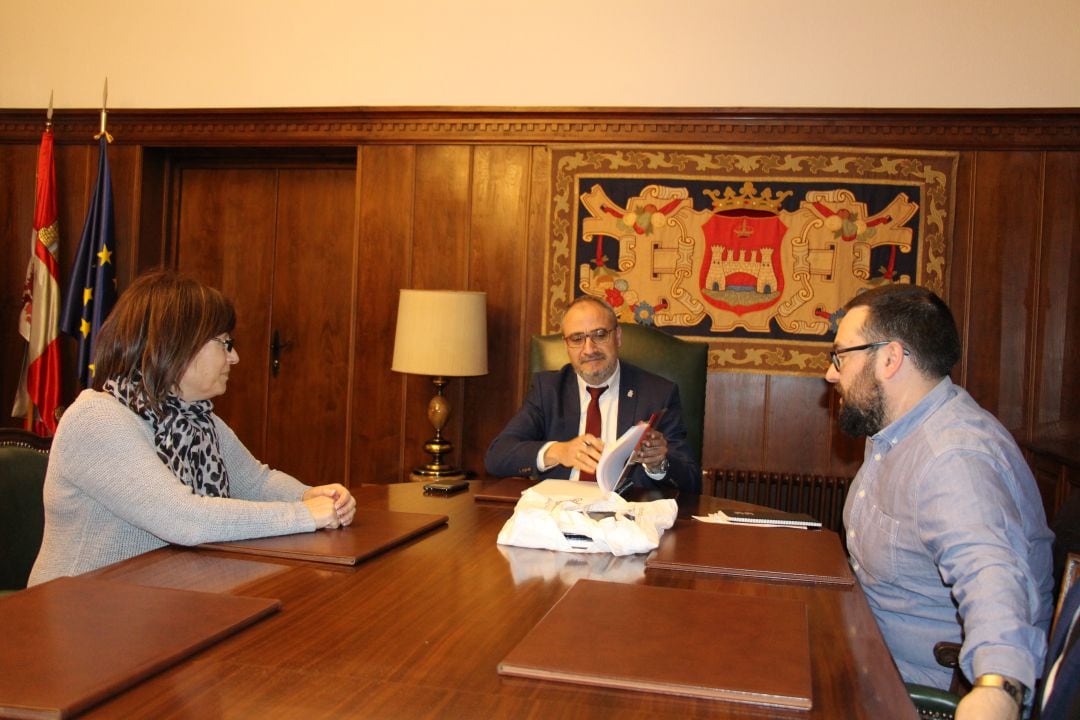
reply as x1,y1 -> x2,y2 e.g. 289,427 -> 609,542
634,428 -> 669,472
544,433 -> 605,476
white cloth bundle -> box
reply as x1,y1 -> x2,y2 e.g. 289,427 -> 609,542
496,487 -> 678,556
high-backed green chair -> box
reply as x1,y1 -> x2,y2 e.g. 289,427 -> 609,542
0,429 -> 50,593
904,683 -> 959,719
529,322 -> 708,465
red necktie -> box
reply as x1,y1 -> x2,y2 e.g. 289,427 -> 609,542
579,385 -> 608,483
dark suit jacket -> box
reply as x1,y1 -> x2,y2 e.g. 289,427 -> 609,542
1038,577 -> 1080,720
484,362 -> 701,495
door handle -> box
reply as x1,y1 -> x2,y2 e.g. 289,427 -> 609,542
270,329 -> 292,377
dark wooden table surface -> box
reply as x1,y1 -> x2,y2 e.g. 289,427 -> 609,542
83,480 -> 917,719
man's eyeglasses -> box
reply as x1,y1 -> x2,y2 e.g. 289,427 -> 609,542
829,340 -> 895,371
212,337 -> 236,353
564,327 -> 616,348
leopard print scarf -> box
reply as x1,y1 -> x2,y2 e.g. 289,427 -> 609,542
105,375 -> 230,497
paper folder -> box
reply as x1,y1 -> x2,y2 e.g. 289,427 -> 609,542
499,579 -> 812,709
199,508 -> 447,565
0,576 -> 280,719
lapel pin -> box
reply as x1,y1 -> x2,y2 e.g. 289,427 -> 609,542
627,389 -> 635,398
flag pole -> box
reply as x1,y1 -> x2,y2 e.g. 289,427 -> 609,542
62,83 -> 119,390
94,78 -> 112,143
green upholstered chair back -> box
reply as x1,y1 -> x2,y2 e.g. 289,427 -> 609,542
529,322 -> 708,465
0,429 -> 50,592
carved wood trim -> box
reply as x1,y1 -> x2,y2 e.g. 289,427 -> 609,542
0,107 -> 1078,149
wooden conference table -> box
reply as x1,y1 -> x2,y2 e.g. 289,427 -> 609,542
78,480 -> 916,719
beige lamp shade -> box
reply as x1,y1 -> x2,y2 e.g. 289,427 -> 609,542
391,289 -> 488,377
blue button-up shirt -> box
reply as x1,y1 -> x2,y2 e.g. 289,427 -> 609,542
844,377 -> 1054,690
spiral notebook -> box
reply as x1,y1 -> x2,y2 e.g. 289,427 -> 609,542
716,507 -> 822,528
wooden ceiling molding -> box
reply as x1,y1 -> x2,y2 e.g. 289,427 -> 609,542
0,107 -> 1078,149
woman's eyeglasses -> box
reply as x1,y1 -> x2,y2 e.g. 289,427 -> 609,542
211,337 -> 236,353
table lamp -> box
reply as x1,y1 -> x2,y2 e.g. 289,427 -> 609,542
392,289 -> 488,481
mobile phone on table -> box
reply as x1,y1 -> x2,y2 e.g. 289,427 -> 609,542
423,479 -> 469,495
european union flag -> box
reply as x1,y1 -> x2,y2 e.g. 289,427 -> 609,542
61,135 -> 117,387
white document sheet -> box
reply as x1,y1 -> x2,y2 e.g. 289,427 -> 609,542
594,422 -> 648,493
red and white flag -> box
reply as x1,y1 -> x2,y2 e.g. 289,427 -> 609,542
12,126 -> 62,435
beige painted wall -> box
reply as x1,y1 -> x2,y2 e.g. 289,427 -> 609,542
2,0 -> 1078,109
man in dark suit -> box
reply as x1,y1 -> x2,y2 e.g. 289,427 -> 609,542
484,295 -> 700,495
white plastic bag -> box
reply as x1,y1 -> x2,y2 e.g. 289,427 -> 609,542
496,488 -> 677,556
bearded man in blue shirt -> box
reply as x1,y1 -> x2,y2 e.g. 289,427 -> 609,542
826,283 -> 1053,720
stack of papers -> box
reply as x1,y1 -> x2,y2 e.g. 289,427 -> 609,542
594,422 -> 649,493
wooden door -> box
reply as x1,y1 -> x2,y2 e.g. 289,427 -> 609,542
263,169 -> 355,485
173,163 -> 355,486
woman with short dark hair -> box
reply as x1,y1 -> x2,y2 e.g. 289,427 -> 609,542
29,271 -> 355,584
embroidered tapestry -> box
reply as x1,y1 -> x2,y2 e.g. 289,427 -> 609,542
544,146 -> 958,376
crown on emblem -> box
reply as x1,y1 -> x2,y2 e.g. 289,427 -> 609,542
705,181 -> 792,215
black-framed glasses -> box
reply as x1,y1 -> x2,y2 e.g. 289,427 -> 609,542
564,327 -> 616,348
211,337 -> 236,353
829,341 -> 892,371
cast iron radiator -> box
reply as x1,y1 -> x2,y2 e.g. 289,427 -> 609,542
706,468 -> 854,534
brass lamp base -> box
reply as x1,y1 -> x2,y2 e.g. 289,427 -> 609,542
408,376 -> 467,482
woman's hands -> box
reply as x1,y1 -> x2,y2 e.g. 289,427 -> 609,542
302,484 -> 357,529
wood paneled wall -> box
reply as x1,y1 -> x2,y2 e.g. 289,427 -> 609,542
1,108 -> 1077,490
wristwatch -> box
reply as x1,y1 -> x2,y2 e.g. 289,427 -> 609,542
973,674 -> 1026,709
645,457 -> 669,475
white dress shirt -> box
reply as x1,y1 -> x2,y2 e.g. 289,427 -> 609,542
536,363 -> 621,480
534,363 -> 664,482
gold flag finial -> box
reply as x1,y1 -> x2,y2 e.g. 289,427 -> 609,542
94,78 -> 113,143
46,90 -> 53,128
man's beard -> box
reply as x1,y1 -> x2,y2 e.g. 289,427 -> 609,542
575,352 -> 616,385
838,365 -> 888,437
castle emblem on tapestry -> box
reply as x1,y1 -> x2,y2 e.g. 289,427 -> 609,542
544,146 -> 957,376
